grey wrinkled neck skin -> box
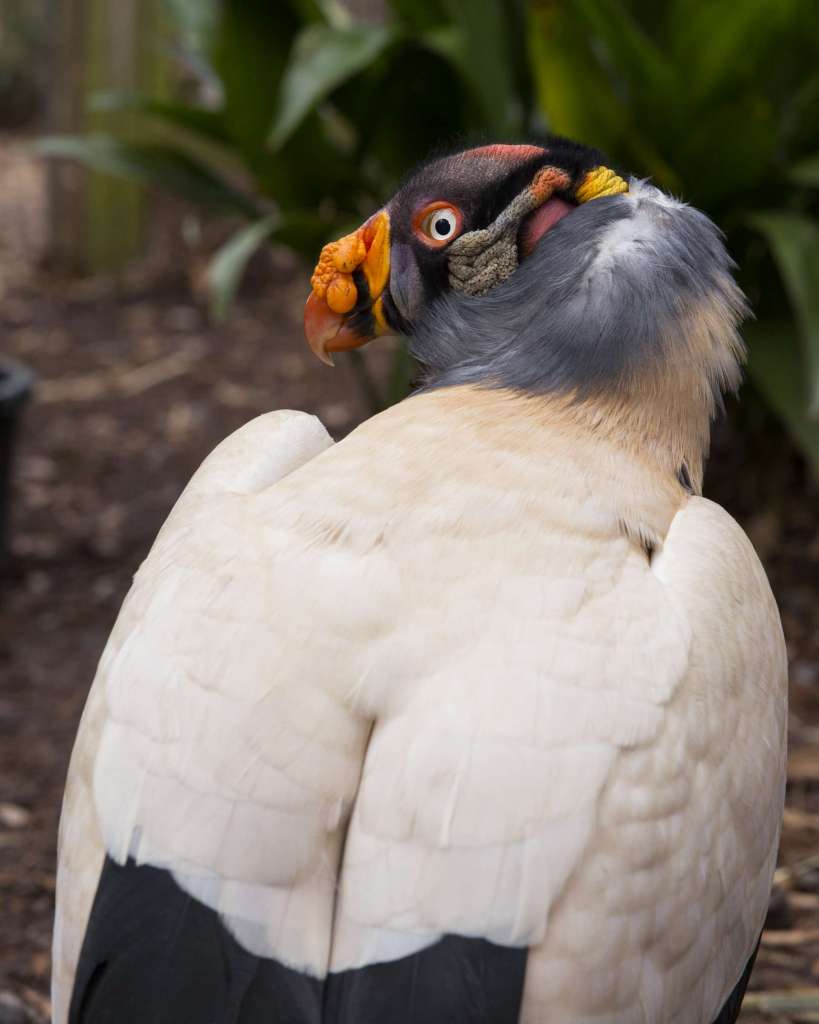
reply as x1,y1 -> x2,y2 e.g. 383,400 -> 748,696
446,169 -> 565,297
410,181 -> 746,406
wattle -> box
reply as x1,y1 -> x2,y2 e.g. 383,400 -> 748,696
520,197 -> 574,256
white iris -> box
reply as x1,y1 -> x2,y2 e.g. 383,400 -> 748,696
428,208 -> 458,241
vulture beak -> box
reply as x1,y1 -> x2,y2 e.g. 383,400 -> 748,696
304,210 -> 391,365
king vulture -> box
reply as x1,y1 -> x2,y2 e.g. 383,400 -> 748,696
52,137 -> 787,1024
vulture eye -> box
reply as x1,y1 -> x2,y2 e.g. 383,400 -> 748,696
414,202 -> 463,248
428,209 -> 458,240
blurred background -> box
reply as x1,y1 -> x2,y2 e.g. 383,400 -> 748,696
1,1 -> 818,1020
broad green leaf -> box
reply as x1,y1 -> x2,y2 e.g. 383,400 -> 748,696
749,212 -> 819,414
570,0 -> 679,118
790,153 -> 819,188
295,0 -> 355,25
287,0 -> 327,22
674,94 -> 778,208
527,2 -> 679,188
340,39 -> 470,182
746,321 -> 819,478
780,73 -> 819,155
211,0 -> 355,158
504,0 -> 536,126
87,94 -> 269,204
206,214 -> 278,321
420,24 -> 462,63
388,0 -> 447,31
668,0 -> 797,104
211,0 -> 303,156
89,93 -> 230,144
528,3 -> 626,151
441,0 -> 526,136
34,135 -> 259,217
270,23 -> 394,149
258,107 -> 365,210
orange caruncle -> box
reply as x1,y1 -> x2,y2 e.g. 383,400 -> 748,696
326,275 -> 358,314
309,230 -> 369,314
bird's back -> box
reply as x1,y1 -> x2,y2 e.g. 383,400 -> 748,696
53,388 -> 786,1024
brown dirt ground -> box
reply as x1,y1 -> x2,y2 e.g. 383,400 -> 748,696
1,140 -> 818,1023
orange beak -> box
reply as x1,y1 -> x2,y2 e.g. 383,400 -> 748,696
304,210 -> 391,365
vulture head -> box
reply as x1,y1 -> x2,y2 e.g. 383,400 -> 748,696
304,137 -> 746,484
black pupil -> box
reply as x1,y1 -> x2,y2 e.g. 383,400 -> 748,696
434,216 -> 451,236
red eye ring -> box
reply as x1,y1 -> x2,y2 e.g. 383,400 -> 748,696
412,201 -> 464,248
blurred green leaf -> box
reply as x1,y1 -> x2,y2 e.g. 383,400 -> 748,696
790,153 -> 819,188
527,0 -> 819,469
34,0 -> 819,432
90,93 -> 230,144
527,2 -> 679,188
441,0 -> 526,135
212,1 -> 302,156
159,0 -> 223,97
312,0 -> 361,26
746,321 -> 819,477
668,0 -> 796,104
674,94 -> 778,208
206,214 -> 278,321
270,23 -> 394,150
34,135 -> 259,217
331,38 -> 468,182
388,0 -> 447,31
573,0 -> 678,108
419,24 -> 461,63
529,2 -> 627,154
781,75 -> 819,155
288,0 -> 329,22
750,212 -> 819,414
162,0 -> 220,55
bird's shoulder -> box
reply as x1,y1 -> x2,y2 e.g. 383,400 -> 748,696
524,495 -> 787,1023
653,494 -> 786,684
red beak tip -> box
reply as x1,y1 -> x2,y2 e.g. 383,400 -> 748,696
304,291 -> 343,366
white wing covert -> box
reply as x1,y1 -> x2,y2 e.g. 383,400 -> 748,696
52,411 -> 371,1021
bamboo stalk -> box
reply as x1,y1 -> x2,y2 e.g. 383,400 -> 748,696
45,0 -> 169,273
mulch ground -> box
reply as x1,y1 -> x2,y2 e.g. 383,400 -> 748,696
1,141 -> 818,1023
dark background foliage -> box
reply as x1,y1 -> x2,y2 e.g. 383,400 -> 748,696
37,0 -> 819,457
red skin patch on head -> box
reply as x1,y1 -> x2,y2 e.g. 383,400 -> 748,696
468,144 -> 545,163
520,198 -> 574,257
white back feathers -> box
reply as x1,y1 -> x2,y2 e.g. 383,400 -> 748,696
54,388 -> 785,1024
